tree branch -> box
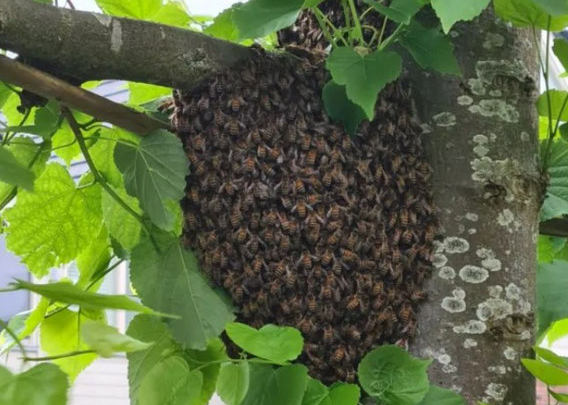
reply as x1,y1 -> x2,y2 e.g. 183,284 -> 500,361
0,55 -> 166,134
0,0 -> 255,89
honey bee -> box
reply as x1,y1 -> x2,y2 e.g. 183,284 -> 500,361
260,94 -> 271,111
228,95 -> 245,112
411,289 -> 427,302
243,156 -> 256,173
402,230 -> 414,244
399,303 -> 414,323
345,369 -> 356,383
293,200 -> 307,218
322,250 -> 333,266
252,256 -> 263,273
322,171 -> 332,188
327,230 -> 342,246
306,194 -> 321,206
233,285 -> 244,303
306,294 -> 317,312
194,160 -> 207,176
197,95 -> 209,111
294,179 -> 305,194
300,251 -> 312,269
327,204 -> 340,220
263,228 -> 274,243
306,149 -> 317,166
231,205 -> 242,227
280,301 -> 291,314
263,211 -> 278,227
257,290 -> 267,306
425,224 -> 435,243
392,155 -> 402,172
273,261 -> 286,277
360,259 -> 376,271
226,119 -> 241,136
188,186 -> 199,203
257,145 -> 267,159
346,327 -> 361,341
269,280 -> 280,296
285,270 -> 297,288
341,249 -> 358,263
346,295 -> 360,311
185,212 -> 197,229
279,235 -> 290,251
320,284 -> 332,300
234,227 -> 247,243
268,146 -> 281,161
392,248 -> 401,263
298,318 -> 314,335
332,347 -> 345,362
323,326 -> 334,343
372,281 -> 384,297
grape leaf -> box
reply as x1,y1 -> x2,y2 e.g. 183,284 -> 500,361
358,345 -> 431,405
0,363 -> 69,405
541,138 -> 568,221
362,0 -> 427,24
241,364 -> 308,405
554,38 -> 568,76
184,339 -> 229,405
40,309 -> 98,380
76,227 -> 110,288
534,347 -> 568,369
101,185 -> 142,250
0,298 -> 49,354
399,21 -> 460,75
127,315 -> 181,405
206,7 -> 240,42
0,137 -> 49,203
328,383 -> 360,405
0,146 -> 35,190
89,128 -> 123,188
302,378 -> 329,405
538,261 -> 568,335
532,0 -> 568,15
232,0 -> 304,40
216,362 -> 250,405
225,322 -> 303,364
322,81 -> 366,136
3,164 -> 102,276
14,280 -> 164,316
431,0 -> 491,33
114,129 -> 189,231
81,320 -> 152,357
96,0 -> 161,19
128,83 -> 172,106
326,47 -> 402,120
418,385 -> 466,405
138,356 -> 203,405
494,0 -> 568,31
130,235 -> 234,349
538,90 -> 568,122
521,358 -> 568,385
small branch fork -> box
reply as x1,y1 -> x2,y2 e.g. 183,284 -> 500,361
0,55 -> 167,136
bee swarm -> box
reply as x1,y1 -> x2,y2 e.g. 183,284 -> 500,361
172,50 -> 436,383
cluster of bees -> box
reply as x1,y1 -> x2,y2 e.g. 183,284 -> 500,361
172,48 -> 436,383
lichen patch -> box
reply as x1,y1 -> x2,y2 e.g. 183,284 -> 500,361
459,265 -> 489,284
433,112 -> 457,127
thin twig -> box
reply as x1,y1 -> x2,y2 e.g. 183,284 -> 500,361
0,318 -> 27,358
22,349 -> 94,362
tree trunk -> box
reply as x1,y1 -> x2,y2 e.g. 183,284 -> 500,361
408,8 -> 541,404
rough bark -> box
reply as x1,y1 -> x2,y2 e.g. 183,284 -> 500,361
0,0 -> 254,89
408,8 -> 541,404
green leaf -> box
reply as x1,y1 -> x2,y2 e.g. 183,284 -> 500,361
15,280 -> 164,315
89,128 -> 123,188
101,185 -> 142,250
431,0 -> 490,33
494,0 -> 568,31
81,320 -> 152,357
554,38 -> 568,75
418,385 -> 466,405
326,47 -> 402,120
52,112 -> 92,166
129,83 -> 172,106
0,138 -> 49,204
150,1 -> 191,28
540,137 -> 568,221
304,0 -> 325,7
225,322 -> 303,364
232,0 -> 304,40
130,235 -> 234,349
550,389 -> 568,402
138,356 -> 203,405
33,102 -> 61,139
127,315 -> 182,404
3,164 -> 102,276
216,362 -> 250,405
184,338 -> 229,405
537,261 -> 568,335
40,309 -> 97,380
76,227 -> 110,288
0,363 -> 69,405
114,129 -> 189,231
328,383 -> 361,405
538,235 -> 567,263
358,345 -> 431,405
546,319 -> 568,344
521,358 -> 568,385
399,21 -> 460,75
206,7 -> 240,42
532,0 -> 568,15
302,378 -> 329,405
322,81 -> 366,136
538,90 -> 568,122
241,364 -> 308,405
362,0 -> 427,24
0,146 -> 35,190
0,298 -> 48,354
96,0 -> 161,19
561,123 -> 568,142
534,346 -> 568,369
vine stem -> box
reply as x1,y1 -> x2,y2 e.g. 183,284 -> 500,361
22,349 -> 94,362
378,23 -> 404,51
2,110 -> 30,146
0,318 -> 27,358
62,107 -> 149,233
346,0 -> 364,45
313,7 -> 349,47
191,357 -> 281,373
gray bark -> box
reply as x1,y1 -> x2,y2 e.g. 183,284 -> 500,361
0,0 -> 254,89
408,8 -> 541,404
0,2 -> 543,404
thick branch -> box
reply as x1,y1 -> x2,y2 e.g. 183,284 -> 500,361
0,0 -> 255,89
0,56 -> 165,134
